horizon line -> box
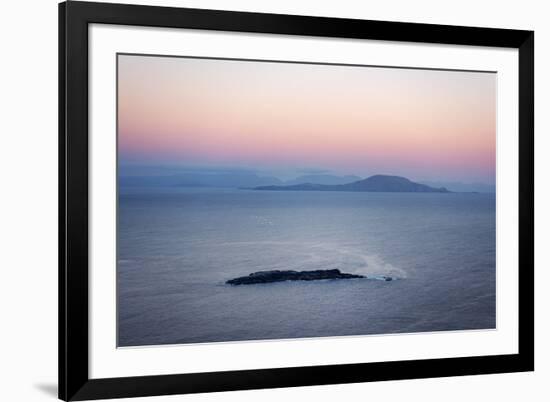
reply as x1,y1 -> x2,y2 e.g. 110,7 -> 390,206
117,165 -> 496,187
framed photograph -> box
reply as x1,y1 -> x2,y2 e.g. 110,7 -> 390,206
59,1 -> 534,400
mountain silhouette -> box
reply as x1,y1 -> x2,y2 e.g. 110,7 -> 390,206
253,174 -> 449,193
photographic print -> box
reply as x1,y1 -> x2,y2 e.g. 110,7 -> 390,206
116,54 -> 496,347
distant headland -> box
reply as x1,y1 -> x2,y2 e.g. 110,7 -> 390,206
253,174 -> 450,193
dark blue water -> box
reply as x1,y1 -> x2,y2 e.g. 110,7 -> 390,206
117,188 -> 495,346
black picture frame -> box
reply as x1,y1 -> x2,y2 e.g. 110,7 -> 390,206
59,1 -> 534,400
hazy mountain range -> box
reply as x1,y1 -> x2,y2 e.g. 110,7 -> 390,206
119,172 -> 281,188
254,175 -> 449,193
119,166 -> 493,193
119,171 -> 362,188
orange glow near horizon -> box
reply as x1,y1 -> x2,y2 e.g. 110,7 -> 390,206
118,54 -> 496,183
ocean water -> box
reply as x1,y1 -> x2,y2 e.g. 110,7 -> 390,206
117,188 -> 496,347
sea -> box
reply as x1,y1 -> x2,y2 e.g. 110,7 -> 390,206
117,187 -> 496,347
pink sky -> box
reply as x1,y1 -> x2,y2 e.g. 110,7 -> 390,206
118,54 -> 496,183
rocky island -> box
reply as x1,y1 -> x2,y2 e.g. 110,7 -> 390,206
226,269 -> 383,285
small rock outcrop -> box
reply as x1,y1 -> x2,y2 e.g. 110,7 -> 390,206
226,269 -> 365,285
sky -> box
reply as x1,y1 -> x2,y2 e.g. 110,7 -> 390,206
118,54 -> 496,184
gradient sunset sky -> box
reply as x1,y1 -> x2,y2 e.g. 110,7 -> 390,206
118,54 -> 496,184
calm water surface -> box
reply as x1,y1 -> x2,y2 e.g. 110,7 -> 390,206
117,188 -> 496,346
